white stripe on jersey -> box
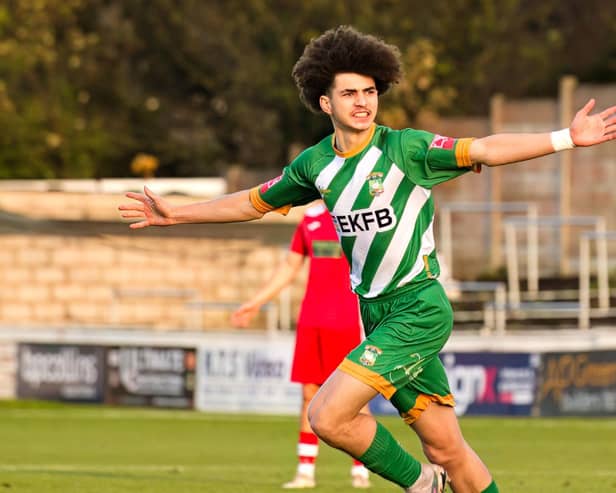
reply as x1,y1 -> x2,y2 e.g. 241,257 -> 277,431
365,185 -> 431,297
396,218 -> 436,288
315,155 -> 346,193
349,165 -> 405,289
331,146 -> 382,211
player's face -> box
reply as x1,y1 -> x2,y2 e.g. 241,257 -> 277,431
320,73 -> 378,133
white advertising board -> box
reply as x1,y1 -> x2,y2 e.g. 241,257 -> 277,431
196,335 -> 301,414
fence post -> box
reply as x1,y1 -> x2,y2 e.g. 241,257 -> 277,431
489,94 -> 505,270
558,76 -> 578,275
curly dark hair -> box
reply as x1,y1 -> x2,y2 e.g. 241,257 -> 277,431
292,25 -> 403,114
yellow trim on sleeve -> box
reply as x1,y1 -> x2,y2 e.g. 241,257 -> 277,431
249,187 -> 292,216
338,358 -> 397,399
454,138 -> 474,168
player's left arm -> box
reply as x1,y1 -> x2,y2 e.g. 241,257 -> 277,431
470,99 -> 616,167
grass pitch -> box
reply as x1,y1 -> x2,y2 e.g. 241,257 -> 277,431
1,400 -> 616,492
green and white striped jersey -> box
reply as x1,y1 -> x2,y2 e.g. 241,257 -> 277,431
251,124 -> 476,299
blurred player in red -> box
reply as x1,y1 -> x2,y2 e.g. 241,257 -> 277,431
232,200 -> 371,489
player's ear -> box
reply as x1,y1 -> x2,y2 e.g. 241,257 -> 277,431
320,95 -> 332,114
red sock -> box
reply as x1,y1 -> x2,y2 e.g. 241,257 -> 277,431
297,431 -> 318,470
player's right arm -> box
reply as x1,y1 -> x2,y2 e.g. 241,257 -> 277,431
119,151 -> 320,229
118,186 -> 264,229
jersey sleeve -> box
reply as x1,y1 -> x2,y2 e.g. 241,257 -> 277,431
249,155 -> 321,216
289,222 -> 307,256
399,129 -> 481,188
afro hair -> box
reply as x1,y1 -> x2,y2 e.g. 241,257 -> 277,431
292,25 -> 403,113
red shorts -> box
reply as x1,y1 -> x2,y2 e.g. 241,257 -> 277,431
290,324 -> 362,385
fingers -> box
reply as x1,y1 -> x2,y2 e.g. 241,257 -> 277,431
119,212 -> 146,221
578,98 -> 596,116
128,220 -> 150,229
124,191 -> 148,203
123,186 -> 158,204
119,187 -> 158,229
599,105 -> 616,119
118,202 -> 144,212
601,130 -> 616,142
231,304 -> 259,328
604,120 -> 616,136
144,185 -> 158,201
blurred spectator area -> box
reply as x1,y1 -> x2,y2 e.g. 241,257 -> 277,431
1,81 -> 616,331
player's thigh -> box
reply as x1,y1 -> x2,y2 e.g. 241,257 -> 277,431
410,401 -> 466,462
308,369 -> 377,423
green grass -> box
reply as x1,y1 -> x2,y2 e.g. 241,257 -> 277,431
1,401 -> 616,492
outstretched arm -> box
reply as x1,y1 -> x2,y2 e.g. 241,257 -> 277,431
118,186 -> 264,229
470,99 -> 616,166
230,251 -> 304,328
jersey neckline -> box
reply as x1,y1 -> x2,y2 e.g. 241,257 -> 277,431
331,123 -> 377,158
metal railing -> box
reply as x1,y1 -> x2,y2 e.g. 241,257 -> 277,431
439,202 -> 538,279
579,230 -> 616,329
504,215 -> 606,307
184,300 -> 279,333
111,288 -> 280,332
444,281 -> 507,335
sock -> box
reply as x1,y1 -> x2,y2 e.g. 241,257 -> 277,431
351,461 -> 369,478
297,431 -> 318,477
358,422 -> 421,488
481,480 -> 500,493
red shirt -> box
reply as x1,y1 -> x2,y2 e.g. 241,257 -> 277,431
290,203 -> 360,330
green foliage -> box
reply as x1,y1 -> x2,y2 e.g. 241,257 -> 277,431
0,0 -> 615,178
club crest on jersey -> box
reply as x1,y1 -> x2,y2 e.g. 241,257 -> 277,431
429,135 -> 455,150
260,174 -> 283,193
366,172 -> 384,196
360,345 -> 382,367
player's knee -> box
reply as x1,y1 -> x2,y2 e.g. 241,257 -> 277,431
423,438 -> 466,468
306,403 -> 328,439
307,402 -> 342,445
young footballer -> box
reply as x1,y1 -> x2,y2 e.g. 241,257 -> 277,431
231,201 -> 371,489
119,26 -> 616,493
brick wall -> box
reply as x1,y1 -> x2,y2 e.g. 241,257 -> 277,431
0,230 -> 307,330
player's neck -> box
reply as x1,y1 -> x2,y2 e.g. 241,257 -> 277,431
332,124 -> 376,156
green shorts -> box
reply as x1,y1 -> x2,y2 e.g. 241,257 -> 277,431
338,279 -> 455,424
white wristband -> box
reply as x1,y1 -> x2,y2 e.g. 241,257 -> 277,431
550,128 -> 575,152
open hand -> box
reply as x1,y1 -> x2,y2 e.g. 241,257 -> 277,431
570,99 -> 616,147
118,186 -> 176,229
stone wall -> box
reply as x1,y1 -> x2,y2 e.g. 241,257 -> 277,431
0,229 -> 306,330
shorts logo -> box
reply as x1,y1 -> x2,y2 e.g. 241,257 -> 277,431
366,172 -> 384,196
260,175 -> 283,193
359,345 -> 382,367
429,135 -> 455,150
